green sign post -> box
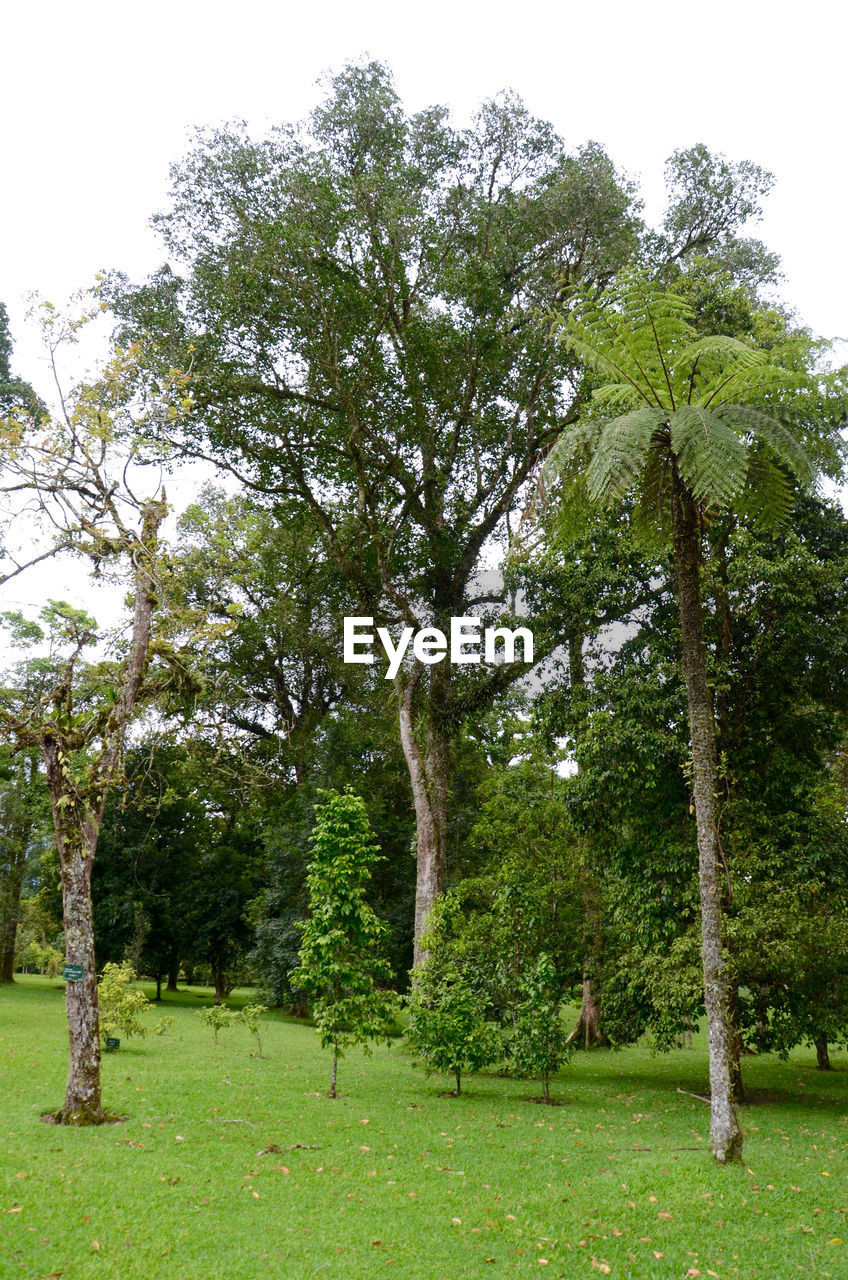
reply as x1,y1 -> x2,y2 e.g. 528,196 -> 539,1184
62,963 -> 84,982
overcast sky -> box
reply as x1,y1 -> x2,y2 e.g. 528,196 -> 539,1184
2,0 -> 845,373
1,0 -> 845,611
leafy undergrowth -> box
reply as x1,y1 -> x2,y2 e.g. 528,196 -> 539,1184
1,977 -> 847,1279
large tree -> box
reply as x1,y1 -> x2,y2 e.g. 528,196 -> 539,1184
109,61 -> 639,961
548,274 -> 838,1162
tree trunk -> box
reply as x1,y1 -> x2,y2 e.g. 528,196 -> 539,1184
455,1068 -> 461,1096
51,804 -> 104,1126
567,971 -> 605,1049
155,973 -> 162,1002
672,476 -> 743,1165
0,839 -> 28,982
816,1038 -> 831,1070
0,756 -> 37,983
397,672 -> 449,968
166,953 -> 180,992
728,983 -> 745,1104
567,635 -> 606,1045
330,1043 -> 338,1098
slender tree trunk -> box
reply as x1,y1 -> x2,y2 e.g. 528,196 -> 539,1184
728,983 -> 745,1104
455,1068 -> 461,1096
330,1043 -> 338,1099
0,756 -> 37,983
567,634 -> 606,1045
672,477 -> 743,1165
166,951 -> 179,992
816,1039 -> 831,1070
397,671 -> 449,968
0,835 -> 29,982
567,971 -> 605,1049
155,973 -> 162,1002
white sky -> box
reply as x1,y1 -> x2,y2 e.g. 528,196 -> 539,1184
2,0 -> 846,367
1,0 -> 846,613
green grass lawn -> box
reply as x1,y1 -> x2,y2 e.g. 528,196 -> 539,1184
2,977 -> 847,1279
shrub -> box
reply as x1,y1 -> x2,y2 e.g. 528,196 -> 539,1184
98,961 -> 152,1042
195,1004 -> 238,1043
507,953 -> 571,1102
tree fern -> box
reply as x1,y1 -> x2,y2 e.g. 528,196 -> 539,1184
548,271 -> 814,533
544,269 -> 825,1166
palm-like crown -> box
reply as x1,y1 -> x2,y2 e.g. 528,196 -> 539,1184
548,274 -> 812,543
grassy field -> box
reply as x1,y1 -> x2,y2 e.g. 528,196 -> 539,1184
1,976 -> 847,1279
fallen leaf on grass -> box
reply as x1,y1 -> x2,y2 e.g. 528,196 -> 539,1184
658,1211 -> 672,1220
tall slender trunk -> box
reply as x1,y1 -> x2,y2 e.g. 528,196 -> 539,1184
330,1042 -> 338,1098
567,634 -> 606,1046
166,952 -> 180,992
0,755 -> 38,983
0,829 -> 29,982
672,476 -> 743,1165
728,982 -> 745,1104
397,669 -> 450,968
816,1038 -> 831,1070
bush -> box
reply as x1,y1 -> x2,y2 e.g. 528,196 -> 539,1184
407,959 -> 499,1095
239,1003 -> 268,1057
507,953 -> 571,1102
405,896 -> 499,1095
195,1004 -> 238,1043
98,961 -> 152,1042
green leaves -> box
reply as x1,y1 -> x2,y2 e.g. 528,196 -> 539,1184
98,961 -> 152,1042
548,271 -> 818,537
291,789 -> 397,1094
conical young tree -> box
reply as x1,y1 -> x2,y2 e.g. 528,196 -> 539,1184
291,788 -> 397,1098
548,273 -> 827,1164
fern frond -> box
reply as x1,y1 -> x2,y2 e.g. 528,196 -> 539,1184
559,274 -> 698,411
589,382 -> 645,414
585,407 -> 667,504
675,335 -> 766,373
715,405 -> 813,484
544,421 -> 602,482
632,450 -> 674,551
669,406 -> 748,510
737,452 -> 795,528
698,364 -> 799,410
